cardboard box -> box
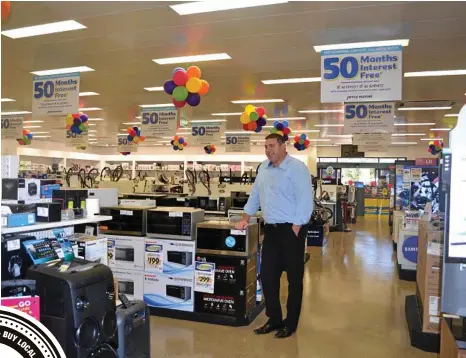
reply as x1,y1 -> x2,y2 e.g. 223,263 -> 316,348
103,234 -> 145,271
2,179 -> 40,201
70,235 -> 108,266
143,272 -> 194,312
40,184 -> 60,199
440,318 -> 466,358
144,238 -> 195,275
112,269 -> 144,301
393,210 -> 405,244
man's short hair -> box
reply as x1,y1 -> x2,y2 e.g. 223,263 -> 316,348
265,133 -> 286,145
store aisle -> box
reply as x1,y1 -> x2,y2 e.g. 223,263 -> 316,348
149,219 -> 435,358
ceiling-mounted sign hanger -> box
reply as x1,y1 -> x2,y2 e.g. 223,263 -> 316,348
32,72 -> 80,116
140,106 -> 177,138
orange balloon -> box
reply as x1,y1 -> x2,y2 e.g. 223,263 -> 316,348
139,135 -> 146,141
174,136 -> 179,141
248,121 -> 257,131
198,80 -> 210,96
2,1 -> 11,21
186,66 -> 201,79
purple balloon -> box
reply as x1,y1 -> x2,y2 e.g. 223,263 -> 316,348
73,118 -> 81,125
80,114 -> 88,122
163,80 -> 177,95
186,92 -> 201,107
276,123 -> 284,131
133,126 -> 138,131
257,118 -> 266,126
255,126 -> 262,133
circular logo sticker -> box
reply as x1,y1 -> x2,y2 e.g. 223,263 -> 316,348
402,235 -> 418,263
0,306 -> 66,358
225,236 -> 236,248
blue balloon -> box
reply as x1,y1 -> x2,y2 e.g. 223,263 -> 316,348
172,67 -> 184,76
255,126 -> 262,133
80,114 -> 88,122
300,134 -> 306,140
273,121 -> 279,127
178,137 -> 184,144
27,133 -> 33,139
127,135 -> 133,141
174,146 -> 179,150
283,121 -> 289,127
137,130 -> 141,136
276,123 -> 284,130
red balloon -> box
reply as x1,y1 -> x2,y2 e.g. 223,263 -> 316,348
172,98 -> 186,108
183,142 -> 187,146
242,124 -> 249,131
127,127 -> 133,134
348,180 -> 354,186
130,130 -> 136,137
434,140 -> 440,147
173,70 -> 188,86
72,113 -> 80,119
256,107 -> 265,117
283,127 -> 290,135
304,139 -> 310,146
247,121 -> 257,131
139,136 -> 146,141
294,135 -> 300,142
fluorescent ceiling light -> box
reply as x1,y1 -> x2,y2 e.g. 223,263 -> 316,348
314,124 -> 344,127
404,70 -> 466,77
88,123 -> 96,126
0,111 -> 32,115
88,130 -> 97,133
190,119 -> 226,123
231,99 -> 284,104
398,107 -> 452,111
315,144 -> 340,147
211,112 -> 242,116
88,134 -> 96,137
178,127 -> 192,130
430,128 -> 451,131
391,133 -> 425,136
87,118 -> 104,121
262,77 -> 321,85
79,107 -> 102,111
421,138 -> 443,141
31,132 -> 50,134
1,20 -> 86,39
310,139 -> 331,142
300,130 -> 320,133
325,134 -> 352,138
1,98 -> 15,102
299,109 -> 343,113
444,114 -> 459,117
170,1 -> 288,15
117,134 -> 127,136
391,142 -> 418,145
31,66 -> 94,76
314,39 -> 409,52
23,126 -> 41,129
33,136 -> 51,138
176,132 -> 191,135
394,122 -> 435,126
144,86 -> 164,92
158,140 -> 172,143
79,92 -> 99,96
23,120 -> 43,124
268,117 -> 306,121
123,122 -> 142,125
153,53 -> 231,65
139,104 -> 174,108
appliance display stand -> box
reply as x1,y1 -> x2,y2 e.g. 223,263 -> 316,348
149,301 -> 265,327
404,295 -> 440,353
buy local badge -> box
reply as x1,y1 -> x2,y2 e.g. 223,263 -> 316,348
194,262 -> 215,294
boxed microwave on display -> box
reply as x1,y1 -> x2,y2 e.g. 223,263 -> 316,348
143,272 -> 194,312
146,207 -> 205,240
144,238 -> 195,275
105,234 -> 145,271
113,269 -> 144,301
2,178 -> 41,201
69,234 -> 108,265
99,206 -> 155,237
196,221 -> 258,257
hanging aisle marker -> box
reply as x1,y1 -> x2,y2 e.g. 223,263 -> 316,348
191,121 -> 224,145
32,72 -> 80,116
226,133 -> 250,152
321,46 -> 402,103
141,106 -> 177,138
1,115 -> 23,140
344,102 -> 395,134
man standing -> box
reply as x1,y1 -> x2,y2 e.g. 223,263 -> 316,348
235,133 -> 313,338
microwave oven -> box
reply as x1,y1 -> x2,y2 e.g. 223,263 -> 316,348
196,221 -> 258,257
197,197 -> 231,213
146,207 -> 205,240
100,206 -> 155,236
118,280 -> 135,295
166,285 -> 191,301
167,251 -> 193,266
230,192 -> 250,209
115,246 -> 135,262
157,195 -> 197,208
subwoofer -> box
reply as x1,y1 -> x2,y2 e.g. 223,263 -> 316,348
27,258 -> 118,358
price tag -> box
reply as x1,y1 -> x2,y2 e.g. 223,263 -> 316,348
145,242 -> 163,272
37,207 -> 49,217
140,107 -> 177,138
32,73 -> 80,116
230,229 -> 246,236
1,116 -> 23,140
225,134 -> 251,153
191,121 -> 224,145
168,211 -> 182,217
194,262 -> 215,293
7,239 -> 20,252
117,137 -> 138,153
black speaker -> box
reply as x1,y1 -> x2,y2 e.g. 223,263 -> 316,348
116,300 -> 150,358
27,259 -> 118,358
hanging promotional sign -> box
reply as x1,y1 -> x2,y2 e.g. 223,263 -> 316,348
1,115 -> 23,139
117,137 -> 138,153
321,46 -> 402,103
140,106 -> 177,138
353,133 -> 391,151
191,121 -> 224,145
225,134 -> 250,152
66,131 -> 88,146
194,262 -> 215,294
32,73 -> 80,116
344,102 -> 395,133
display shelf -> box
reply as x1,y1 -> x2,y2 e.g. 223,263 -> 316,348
2,215 -> 112,234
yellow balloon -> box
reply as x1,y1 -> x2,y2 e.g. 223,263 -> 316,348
240,112 -> 251,124
66,114 -> 73,120
174,140 -> 179,146
133,137 -> 140,144
178,144 -> 183,150
186,77 -> 202,93
245,104 -> 255,114
276,130 -> 284,136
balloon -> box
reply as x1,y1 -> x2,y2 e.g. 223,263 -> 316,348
72,113 -> 80,119
127,135 -> 133,141
294,135 -> 300,142
171,140 -> 174,145
257,117 -> 265,126
276,123 -> 284,130
249,111 -> 259,121
74,118 -> 81,125
276,130 -> 283,136
173,69 -> 188,86
183,142 -> 187,146
27,133 -> 33,139
245,104 -> 255,114
134,137 -> 141,144
79,124 -> 86,131
271,128 -> 278,134
178,137 -> 184,144
133,126 -> 138,131
80,114 -> 88,122
186,66 -> 201,79
255,126 -> 262,133
240,112 -> 251,124
178,144 -> 183,150
434,140 -> 440,147
127,127 -> 133,134
136,130 -> 141,136
273,121 -> 279,127
300,134 -> 306,140
172,98 -> 187,108
173,86 -> 189,101
18,139 -> 24,145
294,143 -> 299,149
186,77 -> 202,93
2,1 -> 11,21
299,139 -> 304,144
248,121 -> 258,131
186,92 -> 201,107
242,124 -> 249,131
198,80 -> 210,95
256,107 -> 265,117
283,121 -> 289,127
174,146 -> 179,151
164,80 -> 177,95
66,125 -> 71,130
304,139 -> 310,146
283,127 -> 290,135
66,116 -> 74,126
130,130 -> 137,137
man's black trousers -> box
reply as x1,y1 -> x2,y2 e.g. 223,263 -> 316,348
260,223 -> 306,330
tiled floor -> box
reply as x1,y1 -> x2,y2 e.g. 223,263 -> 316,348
150,219 -> 436,357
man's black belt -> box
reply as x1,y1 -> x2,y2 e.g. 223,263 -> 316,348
265,223 -> 293,227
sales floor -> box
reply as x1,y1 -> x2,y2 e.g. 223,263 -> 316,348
149,218 -> 435,358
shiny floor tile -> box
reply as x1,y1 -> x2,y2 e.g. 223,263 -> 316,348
150,219 -> 436,357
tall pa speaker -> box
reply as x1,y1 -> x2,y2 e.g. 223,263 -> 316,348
27,259 -> 118,358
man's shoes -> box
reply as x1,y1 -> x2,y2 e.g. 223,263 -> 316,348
275,326 -> 296,339
254,322 -> 284,335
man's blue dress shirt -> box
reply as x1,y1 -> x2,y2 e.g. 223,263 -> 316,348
244,154 -> 314,226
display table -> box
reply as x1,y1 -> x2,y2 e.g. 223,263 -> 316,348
440,317 -> 466,357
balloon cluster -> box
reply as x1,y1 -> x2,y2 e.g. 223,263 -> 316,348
428,140 -> 444,155
270,120 -> 291,141
348,180 -> 354,186
76,145 -> 87,151
126,126 -> 146,144
164,66 -> 210,108
120,152 -> 130,156
204,144 -> 216,155
2,1 -> 11,21
293,134 -> 310,151
66,112 -> 89,135
171,136 -> 187,151
17,129 -> 33,145
240,105 -> 267,133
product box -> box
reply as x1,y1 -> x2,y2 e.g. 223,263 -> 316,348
1,296 -> 40,321
35,202 -> 61,223
143,272 -> 194,312
70,234 -> 108,265
104,234 -> 145,271
6,212 -> 36,228
397,229 -> 418,271
2,178 -> 41,201
144,238 -> 195,275
439,318 -> 466,358
393,210 -> 405,244
40,184 -> 61,199
112,269 -> 144,301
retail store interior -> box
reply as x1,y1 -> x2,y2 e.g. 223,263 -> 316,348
1,1 -> 466,357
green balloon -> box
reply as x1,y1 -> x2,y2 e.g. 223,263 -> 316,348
271,128 -> 278,134
173,86 -> 189,101
249,112 -> 259,121
299,139 -> 304,144
25,139 -> 31,145
79,123 -> 86,131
